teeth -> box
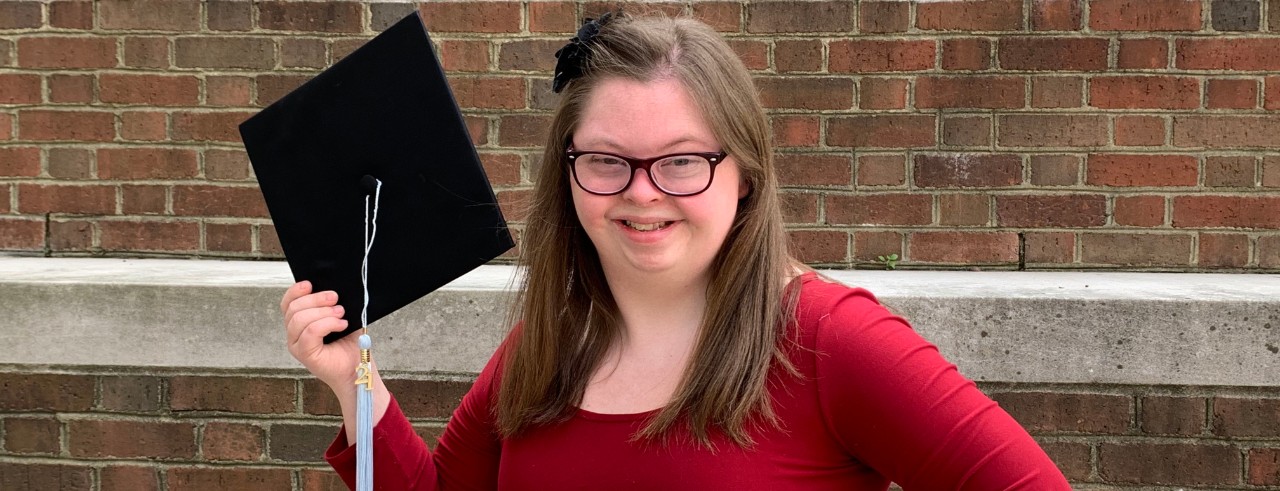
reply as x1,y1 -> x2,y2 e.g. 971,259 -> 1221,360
624,220 -> 669,231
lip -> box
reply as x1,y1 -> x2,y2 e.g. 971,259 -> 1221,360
612,218 -> 679,244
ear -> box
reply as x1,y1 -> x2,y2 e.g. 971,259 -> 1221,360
738,176 -> 751,200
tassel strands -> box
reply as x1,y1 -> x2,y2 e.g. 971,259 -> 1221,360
355,176 -> 382,491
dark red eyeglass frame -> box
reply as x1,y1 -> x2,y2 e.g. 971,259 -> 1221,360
566,148 -> 730,196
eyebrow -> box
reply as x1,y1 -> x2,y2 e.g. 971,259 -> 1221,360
579,136 -> 714,155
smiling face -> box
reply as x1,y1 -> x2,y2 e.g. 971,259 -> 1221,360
569,76 -> 748,281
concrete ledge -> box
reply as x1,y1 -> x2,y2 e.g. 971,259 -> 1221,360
1,257 -> 1277,386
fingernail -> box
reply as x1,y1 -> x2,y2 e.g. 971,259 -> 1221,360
334,305 -> 345,315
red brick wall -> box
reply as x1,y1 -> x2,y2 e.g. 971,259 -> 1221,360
2,370 -> 1278,490
1,0 -> 1278,270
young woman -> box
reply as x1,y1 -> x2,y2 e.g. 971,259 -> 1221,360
282,12 -> 1071,490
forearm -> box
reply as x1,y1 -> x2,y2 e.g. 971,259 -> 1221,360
332,362 -> 392,445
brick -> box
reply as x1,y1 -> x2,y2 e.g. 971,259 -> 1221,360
692,2 -> 742,32
202,422 -> 263,461
172,111 -> 257,142
331,39 -> 364,63
100,0 -> 200,31
100,375 -> 163,412
1273,0 -> 1280,32
1174,115 -> 1280,148
280,38 -> 326,69
497,189 -> 532,222
499,40 -> 562,72
0,113 -> 12,140
120,111 -> 168,141
1099,443 -> 1239,485
439,40 -> 490,72
205,76 -> 252,107
450,77 -> 525,110
586,3 -> 684,20
998,194 -> 1107,227
369,2 -> 416,31
0,2 -> 42,29
121,185 -> 167,215
1206,78 -> 1258,109
910,231 -> 1019,264
47,74 -> 94,104
827,194 -> 930,226
0,147 -> 39,177
529,2 -> 578,33
301,469 -> 348,491
172,185 -> 267,217
18,184 -> 116,215
1177,196 -> 1280,228
0,463 -> 92,490
939,194 -> 990,226
914,154 -> 1022,188
419,2 -> 521,33
4,417 -> 60,454
942,116 -> 991,146
1086,154 -> 1198,187
49,220 -> 93,251
1199,233 -> 1250,267
169,376 -> 295,413
1032,0 -> 1083,30
858,78 -> 907,110
787,230 -> 847,263
255,74 -> 310,107
828,115 -> 935,148
993,391 -> 1130,432
856,154 -> 905,186
477,153 -> 520,187
497,114 -> 552,147
1118,38 -> 1169,69
1024,232 -> 1075,263
1090,0 -> 1203,31
758,77 -> 854,110
1212,0 -> 1261,31
1252,448 -> 1280,485
998,114 -> 1108,147
100,466 -> 159,491
1176,38 -> 1280,70
853,231 -> 902,262
207,1 -> 252,31
259,225 -> 283,256
1030,155 -> 1080,186
1141,396 -> 1205,435
1081,233 -> 1192,266
175,38 -> 275,69
122,36 -> 170,69
772,116 -> 820,148
998,37 -> 1108,70
916,76 -> 1023,109
465,115 -> 489,146
1273,74 -> 1280,109
1213,397 -> 1280,436
917,0 -> 1023,31
730,40 -> 769,70
1266,155 -> 1280,187
0,74 -> 40,104
942,38 -> 991,70
100,220 -> 198,251
50,1 -> 94,29
0,40 -> 12,67
775,40 -> 823,73
1263,235 -> 1280,267
259,2 -> 361,33
19,37 -> 118,69
859,1 -> 909,33
206,223 -> 252,252
302,378 -> 341,416
0,218 -> 44,250
829,40 -> 935,72
776,153 -> 850,187
1039,441 -> 1091,480
780,192 -> 818,223
167,467 -> 292,490
69,419 -> 195,458
1204,155 -> 1256,187
1090,76 -> 1199,109
384,379 -> 472,418
269,423 -> 334,462
1114,115 -> 1166,146
100,74 -> 199,106
746,2 -> 853,33
1114,195 -> 1166,227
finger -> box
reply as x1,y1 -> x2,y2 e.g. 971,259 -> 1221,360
291,316 -> 350,358
284,290 -> 340,327
280,281 -> 313,315
286,305 -> 346,346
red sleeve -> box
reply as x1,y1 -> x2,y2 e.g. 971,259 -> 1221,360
325,343 -> 505,491
813,287 -> 1071,490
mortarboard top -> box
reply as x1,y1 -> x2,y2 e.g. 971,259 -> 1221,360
239,12 -> 515,344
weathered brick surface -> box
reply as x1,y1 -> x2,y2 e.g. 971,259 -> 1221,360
169,376 -> 296,413
909,231 -> 1019,264
1081,233 -> 1193,266
826,194 -> 931,226
1099,443 -> 1240,486
166,467 -> 293,490
993,392 -> 1131,433
1213,397 -> 1280,437
69,419 -> 196,459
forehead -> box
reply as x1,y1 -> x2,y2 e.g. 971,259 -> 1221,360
574,76 -> 718,153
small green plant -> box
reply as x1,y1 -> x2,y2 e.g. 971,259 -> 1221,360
875,253 -> 899,270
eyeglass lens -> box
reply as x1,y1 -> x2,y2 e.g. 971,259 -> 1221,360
574,153 -> 714,195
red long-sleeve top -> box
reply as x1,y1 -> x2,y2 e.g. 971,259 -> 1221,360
326,273 -> 1070,490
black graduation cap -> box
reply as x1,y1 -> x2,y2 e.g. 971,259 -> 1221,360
239,12 -> 515,344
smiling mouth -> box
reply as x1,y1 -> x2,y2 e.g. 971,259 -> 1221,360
621,220 -> 673,232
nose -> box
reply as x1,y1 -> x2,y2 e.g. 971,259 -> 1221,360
622,168 -> 664,203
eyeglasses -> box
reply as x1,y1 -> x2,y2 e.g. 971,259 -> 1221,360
567,148 -> 729,196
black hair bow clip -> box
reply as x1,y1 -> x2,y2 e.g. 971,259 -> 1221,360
552,11 -> 616,93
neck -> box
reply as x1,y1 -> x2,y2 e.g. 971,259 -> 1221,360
599,264 -> 709,346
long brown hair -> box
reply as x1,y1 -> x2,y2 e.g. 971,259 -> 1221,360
497,12 -> 797,446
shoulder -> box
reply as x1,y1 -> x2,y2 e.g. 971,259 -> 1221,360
792,272 -> 904,344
